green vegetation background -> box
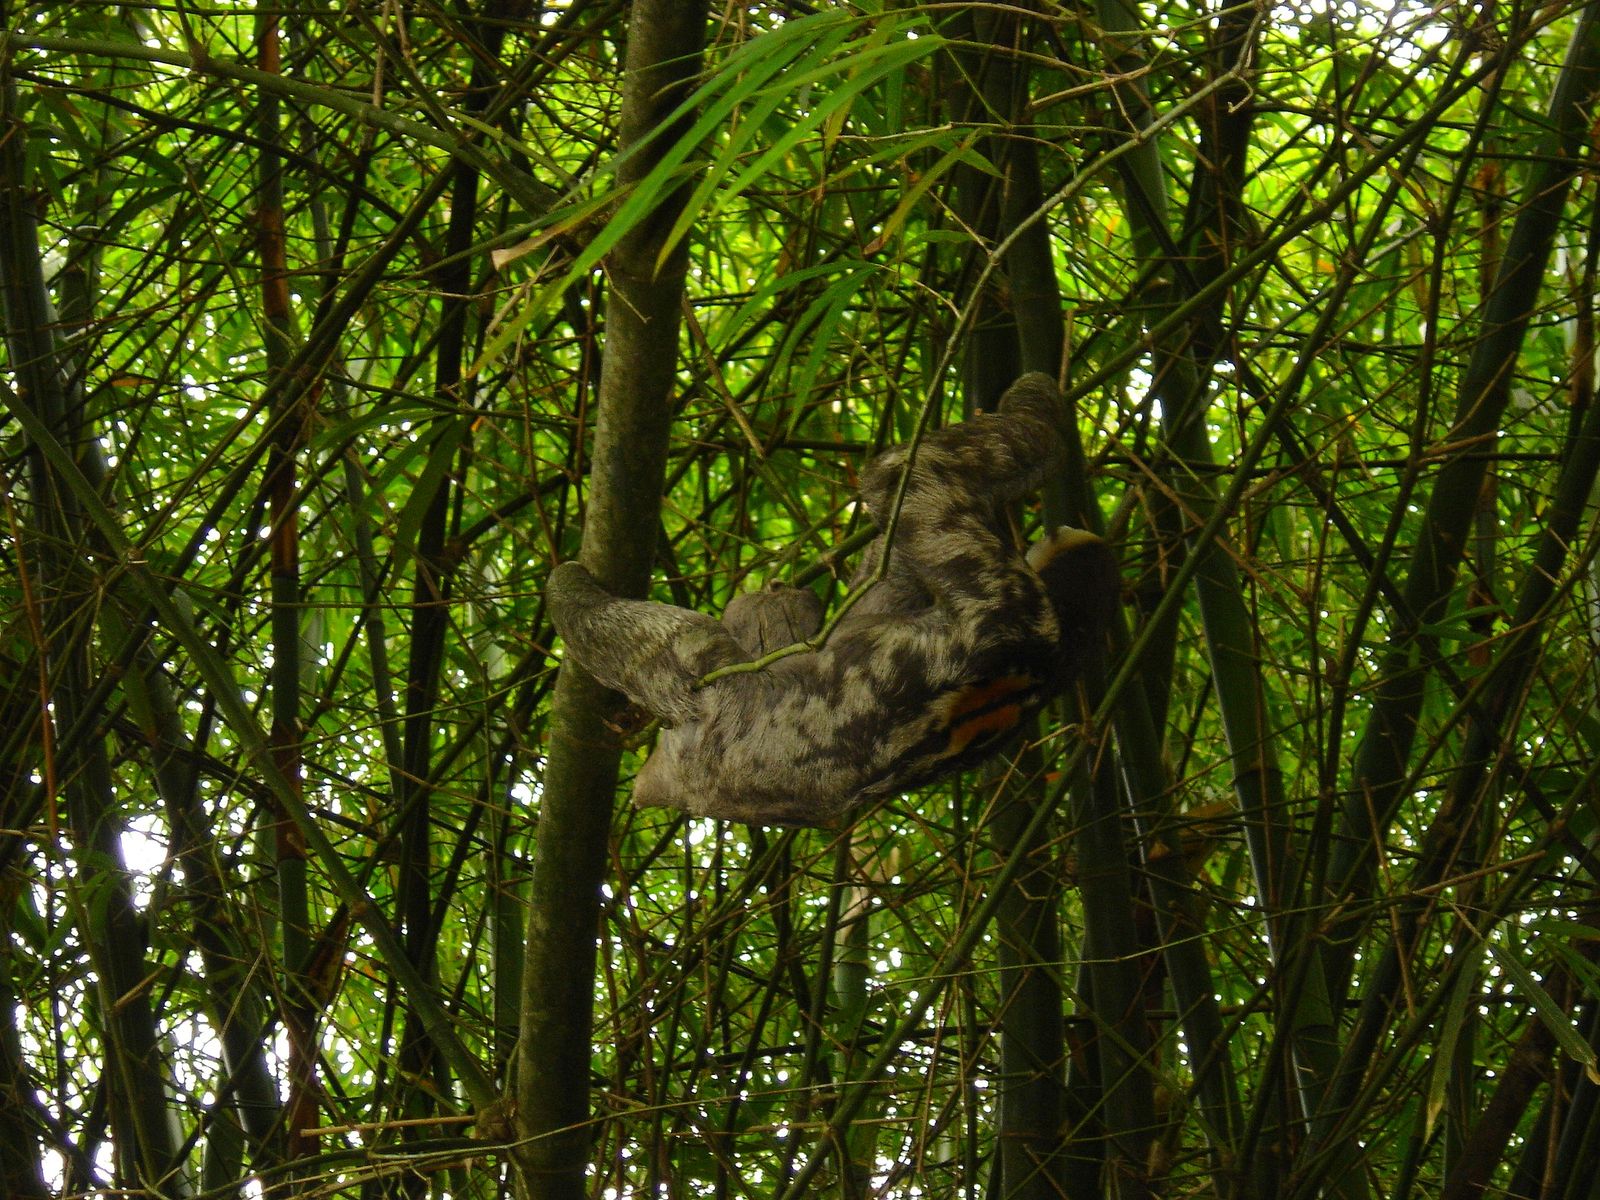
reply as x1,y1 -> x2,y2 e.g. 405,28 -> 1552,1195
3,3 -> 1598,1198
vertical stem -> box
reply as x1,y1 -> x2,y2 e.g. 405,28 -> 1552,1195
0,65 -> 189,1198
1326,7 -> 1600,999
253,10 -> 315,1166
945,17 -> 1080,1194
513,5 -> 710,1197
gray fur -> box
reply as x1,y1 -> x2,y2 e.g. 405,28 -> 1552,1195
546,373 -> 1118,826
722,585 -> 824,655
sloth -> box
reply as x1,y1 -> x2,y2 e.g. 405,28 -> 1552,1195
545,372 -> 1118,826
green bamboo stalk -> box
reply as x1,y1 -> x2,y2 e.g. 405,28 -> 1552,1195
512,5 -> 711,1197
1324,5 -> 1600,1002
49,96 -> 286,1183
387,2 -> 515,1159
1068,761 -> 1158,1199
251,13 -> 319,1172
831,867 -> 879,1197
914,13 -> 1259,1174
1088,1 -> 1340,1190
115,618 -> 284,1169
1297,265 -> 1600,1188
943,17 -> 1082,1195
0,380 -> 501,1116
0,69 -> 191,1196
0,961 -> 49,1199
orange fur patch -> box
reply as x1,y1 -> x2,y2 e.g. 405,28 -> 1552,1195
944,676 -> 1033,755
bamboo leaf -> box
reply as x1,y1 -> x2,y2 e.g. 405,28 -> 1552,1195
864,133 -> 988,254
476,15 -> 940,369
654,37 -> 943,273
1489,939 -> 1600,1084
1425,942 -> 1483,1139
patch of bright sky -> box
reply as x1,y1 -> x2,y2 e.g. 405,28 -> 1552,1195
1280,0 -> 1453,66
119,811 -> 169,901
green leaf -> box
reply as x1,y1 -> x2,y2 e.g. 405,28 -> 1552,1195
1425,941 -> 1483,1139
654,36 -> 944,274
476,14 -> 941,369
391,417 -> 473,556
1490,939 -> 1600,1084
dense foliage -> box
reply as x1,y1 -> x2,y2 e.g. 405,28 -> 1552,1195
3,2 -> 1600,1198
